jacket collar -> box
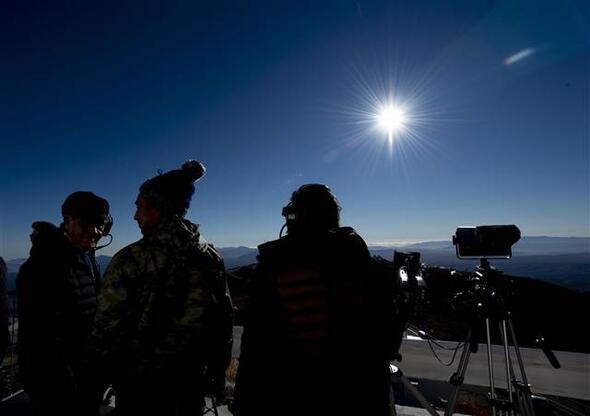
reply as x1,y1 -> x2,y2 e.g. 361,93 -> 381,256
143,216 -> 203,251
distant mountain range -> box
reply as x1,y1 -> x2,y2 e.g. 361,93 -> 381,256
4,236 -> 589,292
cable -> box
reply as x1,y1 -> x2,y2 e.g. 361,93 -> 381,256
430,338 -> 464,351
407,325 -> 464,366
427,339 -> 464,366
407,325 -> 459,350
95,234 -> 113,250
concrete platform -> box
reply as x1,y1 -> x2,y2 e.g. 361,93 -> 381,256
2,328 -> 588,414
397,339 -> 590,400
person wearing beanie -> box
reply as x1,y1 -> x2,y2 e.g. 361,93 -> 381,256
90,160 -> 233,416
16,191 -> 111,416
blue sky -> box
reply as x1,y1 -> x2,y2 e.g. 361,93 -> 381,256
1,0 -> 589,260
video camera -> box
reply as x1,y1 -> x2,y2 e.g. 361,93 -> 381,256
452,225 -> 520,259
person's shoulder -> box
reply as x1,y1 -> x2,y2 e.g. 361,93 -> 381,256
257,238 -> 279,252
115,239 -> 147,259
334,227 -> 370,257
100,240 -> 153,285
27,221 -> 68,258
18,223 -> 71,275
335,226 -> 366,242
257,237 -> 290,260
107,239 -> 147,269
336,226 -> 362,238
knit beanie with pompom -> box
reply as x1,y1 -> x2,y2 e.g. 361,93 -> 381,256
139,160 -> 206,217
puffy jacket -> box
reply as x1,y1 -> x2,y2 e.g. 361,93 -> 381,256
16,221 -> 100,386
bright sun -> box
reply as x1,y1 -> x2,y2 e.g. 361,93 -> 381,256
377,105 -> 407,136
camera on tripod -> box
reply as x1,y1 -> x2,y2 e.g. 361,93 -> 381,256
390,225 -> 560,416
444,225 -> 522,317
453,225 -> 521,260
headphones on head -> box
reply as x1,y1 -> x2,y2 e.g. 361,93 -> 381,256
280,184 -> 338,237
281,184 -> 321,225
279,202 -> 296,238
101,214 -> 114,237
281,202 -> 297,222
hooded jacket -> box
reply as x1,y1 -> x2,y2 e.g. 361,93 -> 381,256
16,221 -> 100,385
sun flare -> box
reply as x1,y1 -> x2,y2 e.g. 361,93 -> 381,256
377,105 -> 407,136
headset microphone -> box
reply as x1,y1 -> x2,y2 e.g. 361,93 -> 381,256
95,234 -> 113,250
94,214 -> 114,250
280,203 -> 296,237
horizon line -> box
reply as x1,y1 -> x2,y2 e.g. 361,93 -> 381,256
3,234 -> 588,262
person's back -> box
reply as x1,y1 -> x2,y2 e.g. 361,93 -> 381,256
233,185 -> 391,416
96,219 -> 226,413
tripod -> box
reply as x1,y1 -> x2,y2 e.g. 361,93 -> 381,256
389,258 -> 558,416
444,259 -> 546,416
444,319 -> 537,416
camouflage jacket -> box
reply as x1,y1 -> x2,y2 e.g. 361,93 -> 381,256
90,217 -> 233,381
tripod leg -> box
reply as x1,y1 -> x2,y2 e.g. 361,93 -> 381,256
507,318 -> 536,416
389,364 -> 439,416
505,340 -> 527,416
499,320 -> 515,416
444,335 -> 472,416
507,319 -> 529,392
485,318 -> 497,416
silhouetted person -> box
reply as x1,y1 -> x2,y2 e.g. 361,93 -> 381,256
16,191 -> 111,416
89,160 -> 233,416
0,257 -> 9,366
233,184 -> 392,416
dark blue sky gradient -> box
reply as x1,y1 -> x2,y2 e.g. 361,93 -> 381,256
1,0 -> 589,259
